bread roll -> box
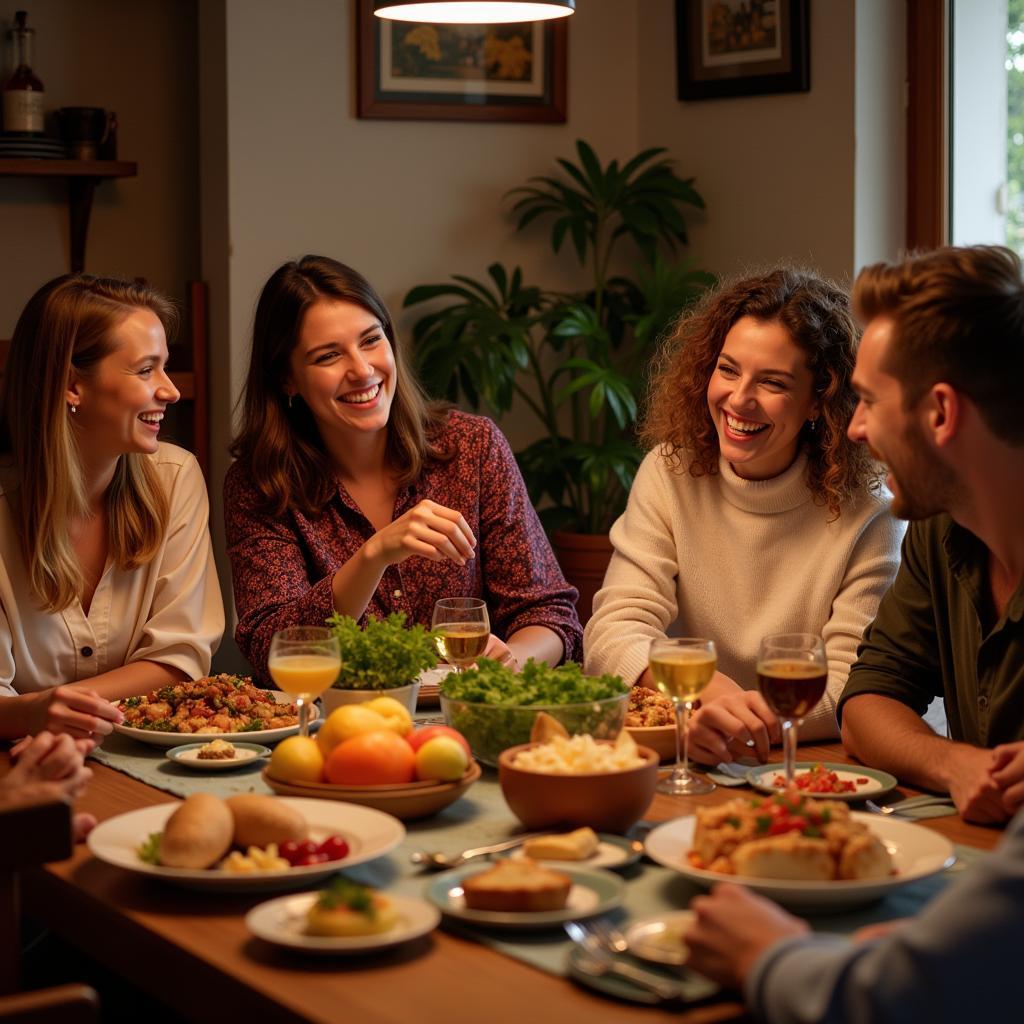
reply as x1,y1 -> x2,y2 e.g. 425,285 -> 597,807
159,792 -> 234,869
732,834 -> 834,881
225,794 -> 308,848
462,857 -> 571,912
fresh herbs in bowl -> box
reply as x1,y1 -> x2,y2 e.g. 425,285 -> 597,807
439,658 -> 628,766
326,612 -> 439,691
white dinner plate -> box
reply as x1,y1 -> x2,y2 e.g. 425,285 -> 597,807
113,691 -> 318,748
425,864 -> 623,929
87,797 -> 405,893
745,762 -> 898,802
625,910 -> 696,966
165,742 -> 270,771
644,812 -> 956,911
246,891 -> 440,954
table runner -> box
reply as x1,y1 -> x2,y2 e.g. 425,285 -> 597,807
89,735 -> 982,980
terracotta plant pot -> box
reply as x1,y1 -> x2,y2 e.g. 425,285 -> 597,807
550,530 -> 614,625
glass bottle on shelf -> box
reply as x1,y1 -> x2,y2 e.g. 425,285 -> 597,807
3,11 -> 45,134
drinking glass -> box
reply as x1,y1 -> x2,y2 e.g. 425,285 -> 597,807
432,598 -> 490,673
756,633 -> 827,784
649,637 -> 717,796
267,626 -> 341,738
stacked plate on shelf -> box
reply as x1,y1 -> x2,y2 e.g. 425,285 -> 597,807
0,132 -> 67,158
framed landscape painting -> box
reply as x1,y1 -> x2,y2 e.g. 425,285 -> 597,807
675,0 -> 810,101
356,1 -> 568,122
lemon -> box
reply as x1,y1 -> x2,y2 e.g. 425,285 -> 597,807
362,695 -> 413,736
316,704 -> 389,755
269,735 -> 324,784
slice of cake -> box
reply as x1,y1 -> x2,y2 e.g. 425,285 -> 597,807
462,857 -> 572,912
522,827 -> 599,861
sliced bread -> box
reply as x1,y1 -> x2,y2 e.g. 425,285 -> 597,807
462,857 -> 572,912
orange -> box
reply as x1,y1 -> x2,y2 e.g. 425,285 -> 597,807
323,730 -> 416,786
316,704 -> 389,756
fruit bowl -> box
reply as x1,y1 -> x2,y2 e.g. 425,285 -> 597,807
440,693 -> 627,767
261,761 -> 482,820
497,742 -> 658,833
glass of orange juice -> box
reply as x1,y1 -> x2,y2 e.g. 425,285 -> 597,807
268,626 -> 341,738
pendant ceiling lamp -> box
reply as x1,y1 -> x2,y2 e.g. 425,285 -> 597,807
373,1 -> 574,25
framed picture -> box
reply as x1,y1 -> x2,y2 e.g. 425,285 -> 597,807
355,1 -> 567,122
675,0 -> 810,101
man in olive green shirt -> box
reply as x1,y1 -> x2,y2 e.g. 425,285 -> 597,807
836,246 -> 1024,825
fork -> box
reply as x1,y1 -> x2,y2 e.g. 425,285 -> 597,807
587,916 -> 630,954
564,921 -> 681,1001
865,796 -> 956,817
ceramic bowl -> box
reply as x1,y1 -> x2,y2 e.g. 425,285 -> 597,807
624,724 -> 678,763
261,761 -> 481,821
497,742 -> 658,834
440,692 -> 628,767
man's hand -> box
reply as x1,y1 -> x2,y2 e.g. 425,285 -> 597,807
24,685 -> 122,741
990,741 -> 1024,814
687,692 -> 781,764
685,883 -> 810,989
942,744 -> 1010,824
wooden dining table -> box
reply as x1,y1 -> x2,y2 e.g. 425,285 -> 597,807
13,740 -> 1003,1024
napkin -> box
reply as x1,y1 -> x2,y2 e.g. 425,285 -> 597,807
705,759 -> 760,786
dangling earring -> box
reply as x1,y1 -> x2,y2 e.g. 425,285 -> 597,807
808,417 -> 818,433
287,394 -> 293,409
69,402 -> 78,415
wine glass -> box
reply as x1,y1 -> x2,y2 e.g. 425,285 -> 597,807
432,598 -> 490,673
649,637 -> 717,796
267,626 -> 341,738
756,633 -> 827,785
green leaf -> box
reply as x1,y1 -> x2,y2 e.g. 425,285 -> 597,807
326,612 -> 440,690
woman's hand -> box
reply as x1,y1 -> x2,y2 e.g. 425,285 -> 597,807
481,634 -> 519,672
687,690 -> 781,764
24,685 -> 123,741
366,500 -> 476,568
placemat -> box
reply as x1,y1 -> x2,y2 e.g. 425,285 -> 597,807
88,737 -> 982,979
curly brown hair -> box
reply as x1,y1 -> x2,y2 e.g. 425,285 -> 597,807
640,267 -> 879,519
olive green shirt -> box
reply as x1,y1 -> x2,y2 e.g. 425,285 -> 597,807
838,514 -> 1024,747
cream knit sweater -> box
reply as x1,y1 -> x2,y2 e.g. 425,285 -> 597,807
584,449 -> 905,739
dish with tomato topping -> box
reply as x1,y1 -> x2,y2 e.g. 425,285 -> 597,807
745,761 -> 898,802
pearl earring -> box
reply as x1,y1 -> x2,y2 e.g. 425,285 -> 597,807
69,402 -> 78,415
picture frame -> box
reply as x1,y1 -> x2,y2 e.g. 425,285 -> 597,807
675,0 -> 810,101
355,1 -> 568,122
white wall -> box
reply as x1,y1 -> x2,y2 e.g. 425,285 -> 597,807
636,0 -> 858,285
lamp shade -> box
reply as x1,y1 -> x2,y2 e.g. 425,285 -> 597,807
373,1 -> 574,24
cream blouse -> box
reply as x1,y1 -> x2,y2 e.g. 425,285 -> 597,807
0,443 -> 224,696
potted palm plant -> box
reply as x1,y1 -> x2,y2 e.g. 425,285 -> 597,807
405,141 -> 714,618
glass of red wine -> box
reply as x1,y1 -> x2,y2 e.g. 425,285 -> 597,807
756,633 -> 827,785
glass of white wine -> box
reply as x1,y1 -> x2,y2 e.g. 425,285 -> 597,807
433,598 -> 489,673
267,626 -> 341,738
756,633 -> 827,785
649,637 -> 717,796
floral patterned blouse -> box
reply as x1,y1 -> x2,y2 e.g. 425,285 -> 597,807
224,411 -> 582,681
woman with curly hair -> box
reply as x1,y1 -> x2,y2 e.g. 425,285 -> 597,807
584,268 -> 904,763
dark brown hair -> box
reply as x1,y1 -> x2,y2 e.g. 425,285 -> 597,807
641,267 -> 878,519
230,256 -> 450,516
0,274 -> 174,611
853,245 -> 1024,445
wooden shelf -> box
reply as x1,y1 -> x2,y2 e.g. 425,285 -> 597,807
0,158 -> 138,272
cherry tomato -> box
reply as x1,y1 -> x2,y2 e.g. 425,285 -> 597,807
318,835 -> 350,861
296,852 -> 329,867
279,840 -> 302,865
295,839 -> 319,859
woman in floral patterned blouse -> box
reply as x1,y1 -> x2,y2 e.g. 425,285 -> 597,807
225,256 -> 582,682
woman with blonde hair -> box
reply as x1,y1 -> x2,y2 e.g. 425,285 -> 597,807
225,256 -> 581,679
0,274 -> 224,740
584,268 -> 904,763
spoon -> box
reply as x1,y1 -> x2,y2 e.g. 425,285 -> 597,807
410,833 -> 547,870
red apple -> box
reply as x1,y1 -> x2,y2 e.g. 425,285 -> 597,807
406,724 -> 472,758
